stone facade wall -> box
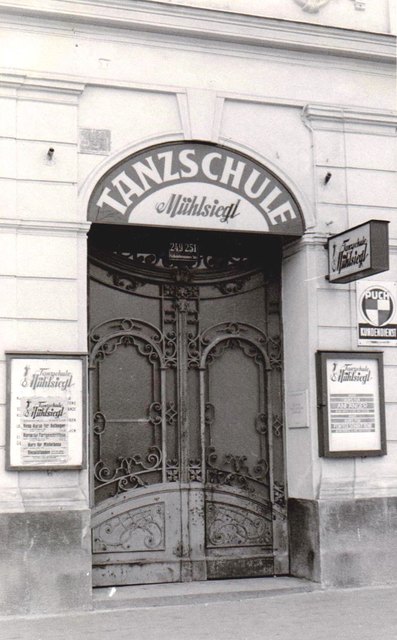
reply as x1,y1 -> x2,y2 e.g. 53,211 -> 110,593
0,0 -> 395,613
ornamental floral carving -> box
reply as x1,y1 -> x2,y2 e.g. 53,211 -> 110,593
294,0 -> 331,12
206,503 -> 272,548
93,504 -> 165,552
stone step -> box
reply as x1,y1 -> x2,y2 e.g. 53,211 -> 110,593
93,576 -> 318,611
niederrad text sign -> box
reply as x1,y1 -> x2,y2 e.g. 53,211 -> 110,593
88,142 -> 304,236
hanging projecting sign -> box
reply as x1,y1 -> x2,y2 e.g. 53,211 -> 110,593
88,142 -> 304,236
356,281 -> 397,346
316,351 -> 386,458
327,220 -> 389,284
6,353 -> 87,470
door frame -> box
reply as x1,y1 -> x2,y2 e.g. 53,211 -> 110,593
87,224 -> 290,584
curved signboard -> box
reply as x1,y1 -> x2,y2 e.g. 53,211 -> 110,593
88,142 -> 304,236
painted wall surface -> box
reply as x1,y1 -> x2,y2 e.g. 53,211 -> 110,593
0,0 -> 395,607
141,0 -> 395,33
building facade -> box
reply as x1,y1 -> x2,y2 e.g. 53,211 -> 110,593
0,0 -> 396,616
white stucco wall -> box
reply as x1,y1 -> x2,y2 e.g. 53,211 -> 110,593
141,0 -> 396,33
0,0 -> 395,512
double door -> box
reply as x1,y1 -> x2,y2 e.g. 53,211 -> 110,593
88,226 -> 287,585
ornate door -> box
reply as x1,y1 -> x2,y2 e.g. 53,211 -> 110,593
88,226 -> 287,586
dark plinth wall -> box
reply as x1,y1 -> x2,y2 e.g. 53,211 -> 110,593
0,510 -> 92,616
289,497 -> 397,587
288,498 -> 321,583
1,499 -> 397,615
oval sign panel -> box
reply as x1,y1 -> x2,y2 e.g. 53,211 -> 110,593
88,142 -> 305,236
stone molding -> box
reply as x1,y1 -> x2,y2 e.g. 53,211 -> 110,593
0,72 -> 85,104
302,104 -> 397,134
282,233 -> 329,260
0,218 -> 91,236
0,1 -> 394,63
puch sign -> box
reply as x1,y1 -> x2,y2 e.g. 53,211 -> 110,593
327,220 -> 389,284
357,281 -> 397,346
88,142 -> 304,235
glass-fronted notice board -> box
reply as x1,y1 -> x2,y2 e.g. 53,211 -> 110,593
316,351 -> 386,458
6,353 -> 87,470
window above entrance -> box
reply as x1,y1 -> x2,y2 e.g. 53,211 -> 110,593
88,142 -> 305,237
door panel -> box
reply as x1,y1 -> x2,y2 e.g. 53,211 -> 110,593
89,226 -> 287,585
92,486 -> 182,585
199,322 -> 275,579
205,487 -> 274,579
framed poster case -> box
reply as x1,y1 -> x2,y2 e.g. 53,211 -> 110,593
6,352 -> 87,470
316,351 -> 386,458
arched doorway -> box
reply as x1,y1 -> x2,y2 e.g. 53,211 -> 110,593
86,142 -> 305,586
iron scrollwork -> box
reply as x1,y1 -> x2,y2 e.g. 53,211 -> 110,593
189,459 -> 203,482
166,459 -> 179,482
164,331 -> 177,368
268,337 -> 282,369
89,238 -> 286,566
255,413 -> 283,437
205,403 -> 215,428
205,337 -> 265,368
95,334 -> 160,365
163,283 -> 199,300
272,414 -> 283,437
200,322 -> 282,371
206,445 -> 268,494
94,446 -> 162,494
187,333 -> 200,369
255,413 -> 267,435
107,270 -> 145,293
93,411 -> 106,435
165,402 -> 178,426
148,402 -> 162,427
273,481 -> 286,509
90,318 -> 165,366
213,274 -> 251,295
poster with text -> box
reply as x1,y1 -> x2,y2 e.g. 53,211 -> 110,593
317,352 -> 386,457
6,354 -> 87,469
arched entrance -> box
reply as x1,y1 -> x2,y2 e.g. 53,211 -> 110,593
86,142 -> 305,586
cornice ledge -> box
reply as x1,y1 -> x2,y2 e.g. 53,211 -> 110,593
0,0 -> 395,63
353,479 -> 397,500
285,230 -> 397,259
302,104 -> 397,131
0,218 -> 91,235
0,71 -> 86,95
283,231 -> 329,258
